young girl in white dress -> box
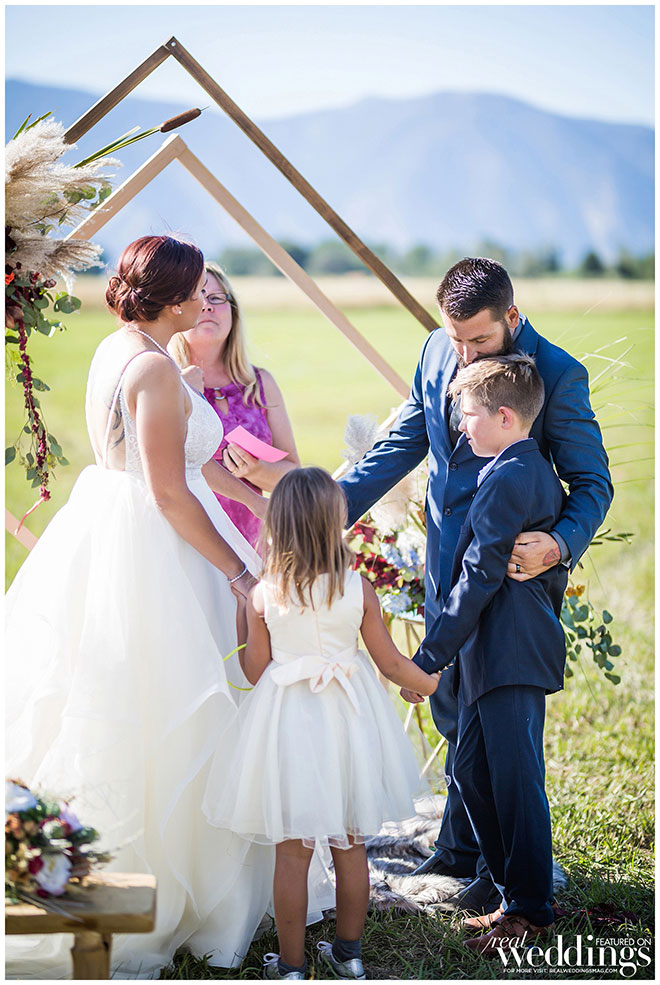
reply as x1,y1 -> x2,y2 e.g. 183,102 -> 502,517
204,467 -> 439,980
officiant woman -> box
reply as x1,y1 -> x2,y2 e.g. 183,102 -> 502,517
170,262 -> 299,547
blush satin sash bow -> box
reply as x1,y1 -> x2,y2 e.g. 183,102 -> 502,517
270,647 -> 362,713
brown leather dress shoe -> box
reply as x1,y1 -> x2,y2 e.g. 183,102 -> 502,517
464,913 -> 555,959
463,905 -> 504,931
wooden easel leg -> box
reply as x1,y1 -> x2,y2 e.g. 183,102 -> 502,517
71,930 -> 112,979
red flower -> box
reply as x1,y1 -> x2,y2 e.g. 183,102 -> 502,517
28,856 -> 44,874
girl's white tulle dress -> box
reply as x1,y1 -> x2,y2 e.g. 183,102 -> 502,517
204,568 -> 423,848
5,348 -> 333,980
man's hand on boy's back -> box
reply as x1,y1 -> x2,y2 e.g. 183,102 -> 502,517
507,530 -> 562,581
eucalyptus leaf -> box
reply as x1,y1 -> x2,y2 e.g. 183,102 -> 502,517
604,672 -> 621,685
5,447 -> 16,465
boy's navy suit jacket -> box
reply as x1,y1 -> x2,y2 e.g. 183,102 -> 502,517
412,438 -> 569,706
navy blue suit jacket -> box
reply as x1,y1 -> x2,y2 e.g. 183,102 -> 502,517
412,439 -> 568,705
339,317 -> 613,609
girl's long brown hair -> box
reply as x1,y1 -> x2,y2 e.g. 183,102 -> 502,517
169,261 -> 265,407
262,467 -> 353,608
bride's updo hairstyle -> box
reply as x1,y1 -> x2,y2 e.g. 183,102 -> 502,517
262,467 -> 353,609
106,235 -> 204,323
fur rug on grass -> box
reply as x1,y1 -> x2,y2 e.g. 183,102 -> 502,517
362,795 -> 567,915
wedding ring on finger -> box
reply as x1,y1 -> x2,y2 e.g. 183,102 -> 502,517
515,564 -> 521,574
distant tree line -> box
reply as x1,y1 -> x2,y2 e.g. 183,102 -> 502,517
212,239 -> 654,280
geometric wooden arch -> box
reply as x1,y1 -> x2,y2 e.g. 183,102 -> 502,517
63,36 -> 440,339
7,36 -> 440,546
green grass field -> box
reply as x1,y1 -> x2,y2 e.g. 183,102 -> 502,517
5,287 -> 654,978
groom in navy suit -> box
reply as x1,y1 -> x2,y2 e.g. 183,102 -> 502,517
338,258 -> 613,912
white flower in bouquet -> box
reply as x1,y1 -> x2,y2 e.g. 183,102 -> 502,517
397,529 -> 426,570
35,852 -> 72,896
5,780 -> 37,814
370,470 -> 425,534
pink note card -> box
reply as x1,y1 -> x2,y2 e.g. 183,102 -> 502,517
225,426 -> 288,463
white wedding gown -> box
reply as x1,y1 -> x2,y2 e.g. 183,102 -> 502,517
5,343 -> 333,979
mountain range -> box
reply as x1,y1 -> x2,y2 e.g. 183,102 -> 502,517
6,79 -> 654,267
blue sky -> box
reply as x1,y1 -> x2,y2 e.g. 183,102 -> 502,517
5,4 -> 654,125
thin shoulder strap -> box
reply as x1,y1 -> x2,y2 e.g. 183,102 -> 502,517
101,350 -> 155,467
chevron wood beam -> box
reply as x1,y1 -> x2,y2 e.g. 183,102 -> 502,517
63,43 -> 173,144
176,144 -> 409,398
64,135 -> 184,243
60,35 -> 438,334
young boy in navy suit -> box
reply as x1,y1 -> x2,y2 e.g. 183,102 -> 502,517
408,353 -> 567,956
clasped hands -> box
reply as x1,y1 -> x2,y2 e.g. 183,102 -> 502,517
401,673 -> 441,705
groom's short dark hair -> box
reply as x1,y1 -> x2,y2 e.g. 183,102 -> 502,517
436,258 -> 514,322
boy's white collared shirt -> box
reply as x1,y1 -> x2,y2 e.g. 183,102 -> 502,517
476,439 -> 529,487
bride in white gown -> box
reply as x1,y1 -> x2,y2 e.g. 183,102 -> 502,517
5,236 -> 333,979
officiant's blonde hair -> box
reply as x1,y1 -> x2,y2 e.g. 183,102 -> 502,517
262,468 -> 353,609
169,262 -> 265,407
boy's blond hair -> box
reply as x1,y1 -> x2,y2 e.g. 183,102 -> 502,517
169,261 -> 265,407
448,353 -> 545,426
262,467 -> 353,608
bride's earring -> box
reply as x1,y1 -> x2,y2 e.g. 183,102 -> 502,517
175,307 -> 182,315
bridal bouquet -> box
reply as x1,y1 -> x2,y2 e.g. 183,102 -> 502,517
5,779 -> 112,903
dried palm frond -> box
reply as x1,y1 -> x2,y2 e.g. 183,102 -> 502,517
5,119 -> 118,231
342,412 -> 428,533
9,233 -> 102,289
342,414 -> 381,467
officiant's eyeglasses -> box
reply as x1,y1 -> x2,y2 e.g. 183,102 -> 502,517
201,291 -> 231,306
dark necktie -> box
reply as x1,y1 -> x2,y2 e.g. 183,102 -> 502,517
446,369 -> 462,448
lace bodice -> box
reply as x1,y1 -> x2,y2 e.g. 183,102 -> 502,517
117,380 -> 223,478
94,347 -> 224,477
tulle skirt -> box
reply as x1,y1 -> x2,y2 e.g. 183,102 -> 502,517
5,466 -> 333,979
204,651 -> 424,850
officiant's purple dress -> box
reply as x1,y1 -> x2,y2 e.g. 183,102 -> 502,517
204,368 -> 272,550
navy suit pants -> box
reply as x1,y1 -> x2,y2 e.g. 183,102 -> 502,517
453,684 -> 555,927
428,666 -> 482,876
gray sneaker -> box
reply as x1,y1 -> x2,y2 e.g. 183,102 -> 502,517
262,952 -> 306,980
316,941 -> 366,980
